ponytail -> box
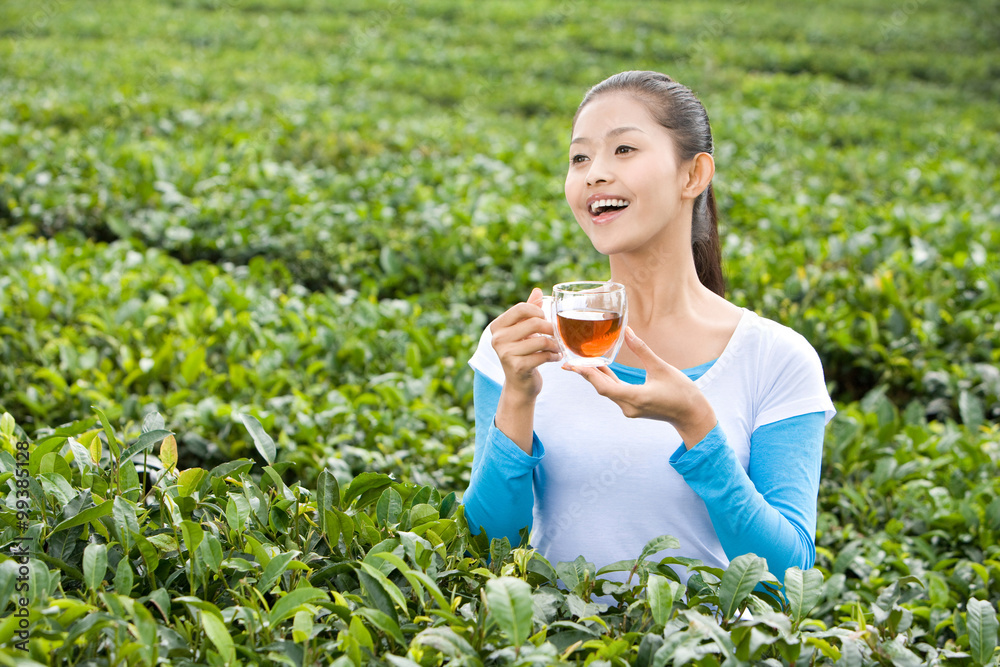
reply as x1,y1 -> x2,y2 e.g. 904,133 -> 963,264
692,182 -> 725,297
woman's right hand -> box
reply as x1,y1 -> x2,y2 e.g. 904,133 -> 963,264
490,287 -> 562,401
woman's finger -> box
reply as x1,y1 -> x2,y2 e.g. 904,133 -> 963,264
503,333 -> 562,358
565,363 -> 626,398
493,315 -> 556,347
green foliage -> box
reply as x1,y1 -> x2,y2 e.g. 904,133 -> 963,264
1,0 -> 998,417
1,410 -> 998,665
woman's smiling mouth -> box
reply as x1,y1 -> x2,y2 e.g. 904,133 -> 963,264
587,194 -> 631,223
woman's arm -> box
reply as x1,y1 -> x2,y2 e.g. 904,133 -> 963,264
462,371 -> 544,546
669,412 -> 826,578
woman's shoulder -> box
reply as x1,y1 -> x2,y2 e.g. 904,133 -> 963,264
730,309 -> 828,394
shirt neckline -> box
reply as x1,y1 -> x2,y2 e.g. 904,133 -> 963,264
609,308 -> 753,389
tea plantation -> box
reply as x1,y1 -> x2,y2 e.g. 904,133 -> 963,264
1,0 -> 999,664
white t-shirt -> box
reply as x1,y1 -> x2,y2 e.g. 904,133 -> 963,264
468,308 -> 836,580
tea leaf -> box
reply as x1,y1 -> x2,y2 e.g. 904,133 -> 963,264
258,552 -> 296,594
114,558 -> 134,595
639,534 -> 681,562
51,500 -> 113,535
92,407 -> 121,460
239,413 -> 276,466
201,610 -> 235,664
376,487 -> 403,527
355,607 -> 406,646
486,576 -> 534,647
83,543 -> 107,592
177,467 -> 207,497
719,554 -> 767,618
120,429 -> 172,461
160,435 -> 178,472
784,567 -> 824,624
269,588 -> 328,627
968,597 -> 999,665
647,574 -> 682,626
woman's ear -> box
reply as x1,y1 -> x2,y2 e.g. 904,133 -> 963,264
682,152 -> 715,200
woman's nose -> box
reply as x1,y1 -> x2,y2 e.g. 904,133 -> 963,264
586,155 -> 612,186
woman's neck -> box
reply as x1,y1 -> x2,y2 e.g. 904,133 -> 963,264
608,243 -> 708,329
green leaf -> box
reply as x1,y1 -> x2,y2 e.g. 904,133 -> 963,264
376,487 -> 403,527
226,493 -> 251,533
181,345 -> 206,385
343,472 -> 393,508
119,429 -> 172,461
412,627 -> 477,659
159,434 -> 178,471
485,576 -> 533,647
316,469 -> 341,521
358,562 -> 407,622
119,459 -> 141,499
113,496 -> 139,553
647,573 -> 682,626
639,534 -> 681,562
50,499 -> 113,534
67,437 -> 94,472
199,534 -> 223,573
239,413 -> 276,465
258,552 -> 296,593
0,413 -> 14,437
959,390 -> 985,430
292,610 -> 313,643
133,532 -> 160,574
92,406 -> 121,460
114,558 -> 134,595
719,553 -> 767,618
784,567 -> 825,624
83,542 -> 107,592
968,597 -> 998,665
269,588 -> 328,626
356,607 -> 406,646
177,467 -> 207,497
180,520 -> 204,556
201,610 -> 235,664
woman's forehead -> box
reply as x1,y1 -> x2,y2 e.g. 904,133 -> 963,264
572,94 -> 669,143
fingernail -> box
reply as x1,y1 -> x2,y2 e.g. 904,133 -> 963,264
626,326 -> 636,338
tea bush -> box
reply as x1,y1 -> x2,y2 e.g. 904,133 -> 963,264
2,0 -> 998,414
0,409 -> 997,665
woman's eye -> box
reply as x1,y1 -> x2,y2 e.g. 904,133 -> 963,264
570,154 -> 588,164
615,145 -> 635,154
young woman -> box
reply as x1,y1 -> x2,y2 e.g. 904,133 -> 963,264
463,71 -> 835,587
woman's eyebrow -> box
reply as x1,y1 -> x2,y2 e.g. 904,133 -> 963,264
570,126 -> 646,145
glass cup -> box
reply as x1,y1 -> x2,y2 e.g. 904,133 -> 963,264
544,281 -> 628,367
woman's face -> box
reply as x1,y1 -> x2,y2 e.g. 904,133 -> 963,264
565,93 -> 689,257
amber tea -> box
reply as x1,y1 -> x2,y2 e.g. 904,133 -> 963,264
556,309 -> 623,357
551,281 -> 627,367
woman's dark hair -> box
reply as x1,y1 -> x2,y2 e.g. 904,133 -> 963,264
574,71 -> 725,297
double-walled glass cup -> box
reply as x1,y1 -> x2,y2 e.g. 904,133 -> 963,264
546,281 -> 628,367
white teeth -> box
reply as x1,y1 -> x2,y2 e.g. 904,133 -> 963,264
589,198 -> 630,215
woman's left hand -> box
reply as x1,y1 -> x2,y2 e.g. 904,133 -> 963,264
564,326 -> 718,449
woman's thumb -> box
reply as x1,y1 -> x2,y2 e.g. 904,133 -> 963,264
625,327 -> 656,361
528,287 -> 543,305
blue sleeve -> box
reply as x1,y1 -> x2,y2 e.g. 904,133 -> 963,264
462,371 -> 543,545
669,412 -> 825,581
